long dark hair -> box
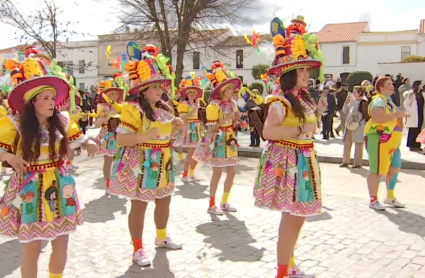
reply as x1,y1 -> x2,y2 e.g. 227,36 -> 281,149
137,88 -> 173,122
20,100 -> 68,163
412,80 -> 422,94
279,69 -> 317,124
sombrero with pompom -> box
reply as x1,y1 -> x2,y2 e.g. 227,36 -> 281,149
204,61 -> 241,100
7,56 -> 70,113
126,44 -> 174,96
179,74 -> 204,99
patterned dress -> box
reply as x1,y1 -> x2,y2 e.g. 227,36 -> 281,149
177,101 -> 205,147
364,94 -> 403,174
0,112 -> 86,242
253,95 -> 322,216
91,103 -> 121,157
107,102 -> 176,202
193,99 -> 239,167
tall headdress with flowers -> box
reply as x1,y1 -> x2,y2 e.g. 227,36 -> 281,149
269,16 -> 325,82
204,61 -> 241,100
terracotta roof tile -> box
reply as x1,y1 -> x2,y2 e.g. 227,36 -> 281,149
215,34 -> 273,48
317,22 -> 369,43
419,19 -> 425,34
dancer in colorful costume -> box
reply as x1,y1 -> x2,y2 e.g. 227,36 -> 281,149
178,76 -> 206,181
0,57 -> 97,278
254,16 -> 326,278
170,89 -> 185,162
88,77 -> 124,192
107,44 -> 184,266
193,61 -> 241,215
365,76 -> 408,211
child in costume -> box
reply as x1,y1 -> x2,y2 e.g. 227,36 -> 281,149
193,61 -> 241,215
88,77 -> 124,192
107,45 -> 184,267
254,16 -> 327,278
178,76 -> 206,181
365,76 -> 408,211
0,57 -> 98,278
170,90 -> 185,162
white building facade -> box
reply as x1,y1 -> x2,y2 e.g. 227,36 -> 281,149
55,40 -> 98,92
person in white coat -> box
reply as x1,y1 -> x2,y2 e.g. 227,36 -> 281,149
403,80 -> 425,151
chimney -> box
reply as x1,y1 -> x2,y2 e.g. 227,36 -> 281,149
125,26 -> 130,33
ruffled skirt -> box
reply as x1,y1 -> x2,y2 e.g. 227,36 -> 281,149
193,127 -> 239,167
108,146 -> 175,202
0,167 -> 83,243
96,127 -> 117,156
253,143 -> 322,216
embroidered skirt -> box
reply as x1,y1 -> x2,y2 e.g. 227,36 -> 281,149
96,126 -> 117,156
193,126 -> 239,167
253,141 -> 322,216
108,144 -> 175,202
0,165 -> 83,243
180,120 -> 205,148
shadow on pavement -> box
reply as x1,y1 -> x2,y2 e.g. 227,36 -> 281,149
116,249 -> 175,278
307,210 -> 332,222
0,239 -> 48,277
376,208 -> 425,238
174,182 -> 209,200
347,166 -> 369,178
196,212 -> 265,262
82,193 -> 127,223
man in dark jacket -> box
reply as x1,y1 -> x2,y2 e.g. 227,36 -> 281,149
321,85 -> 337,139
307,79 -> 320,104
335,82 -> 349,136
79,91 -> 93,133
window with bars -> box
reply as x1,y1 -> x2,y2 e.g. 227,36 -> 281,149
401,46 -> 411,59
342,46 -> 350,64
236,50 -> 243,68
193,52 -> 200,69
79,60 -> 85,74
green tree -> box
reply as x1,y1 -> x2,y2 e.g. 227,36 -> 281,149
251,64 -> 269,80
346,71 -> 373,92
249,82 -> 264,94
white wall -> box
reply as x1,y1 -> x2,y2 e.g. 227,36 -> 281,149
418,35 -> 425,56
180,44 -> 274,85
378,62 -> 425,82
357,31 -> 419,75
319,42 -> 357,79
56,41 -> 98,91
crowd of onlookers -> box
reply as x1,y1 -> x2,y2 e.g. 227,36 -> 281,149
305,74 -> 425,164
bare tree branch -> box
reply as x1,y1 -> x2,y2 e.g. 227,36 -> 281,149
0,0 -> 89,58
115,0 -> 257,85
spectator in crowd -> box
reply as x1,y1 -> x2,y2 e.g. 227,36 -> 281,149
404,80 -> 425,151
335,82 -> 349,136
340,86 -> 368,168
307,79 -> 320,104
398,78 -> 411,95
387,74 -> 401,107
321,85 -> 337,139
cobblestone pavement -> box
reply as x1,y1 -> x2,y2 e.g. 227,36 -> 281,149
1,155 -> 425,278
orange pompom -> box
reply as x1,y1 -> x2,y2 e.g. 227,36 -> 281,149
1,207 -> 9,216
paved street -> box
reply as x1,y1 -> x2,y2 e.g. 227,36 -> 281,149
1,152 -> 425,277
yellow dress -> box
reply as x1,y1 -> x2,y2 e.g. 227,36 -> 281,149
193,99 -> 239,167
364,94 -> 402,175
89,103 -> 122,156
0,105 -> 8,119
253,95 -> 322,216
108,102 -> 175,202
177,101 -> 205,147
0,112 -> 86,242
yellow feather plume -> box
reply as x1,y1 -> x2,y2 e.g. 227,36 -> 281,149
215,69 -> 227,83
23,58 -> 43,80
138,60 -> 151,82
104,80 -> 113,88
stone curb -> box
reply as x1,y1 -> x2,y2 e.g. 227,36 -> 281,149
237,147 -> 425,171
